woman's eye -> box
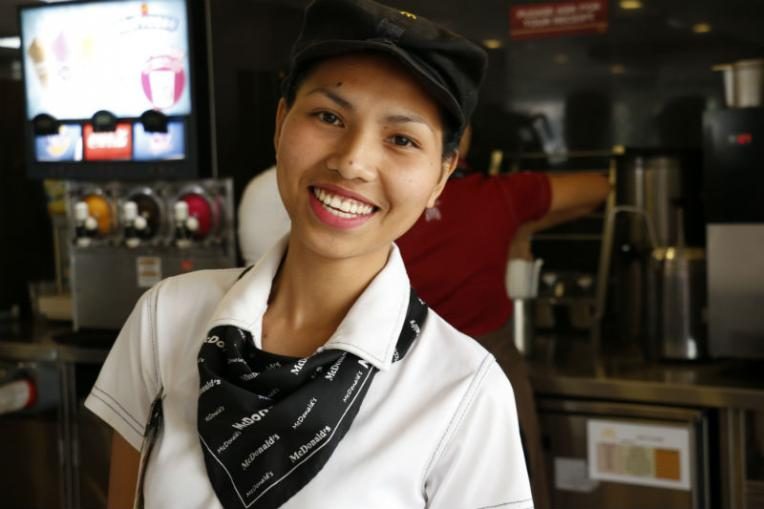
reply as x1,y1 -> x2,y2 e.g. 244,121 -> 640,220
391,135 -> 416,148
316,111 -> 342,126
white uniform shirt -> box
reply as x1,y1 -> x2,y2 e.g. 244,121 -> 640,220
237,166 -> 291,266
85,238 -> 533,509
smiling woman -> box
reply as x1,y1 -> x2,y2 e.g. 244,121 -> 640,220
84,1 -> 535,508
274,53 -> 453,267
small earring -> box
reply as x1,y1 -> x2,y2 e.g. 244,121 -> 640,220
424,202 -> 441,222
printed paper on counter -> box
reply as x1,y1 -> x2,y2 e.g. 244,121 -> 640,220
587,419 -> 691,491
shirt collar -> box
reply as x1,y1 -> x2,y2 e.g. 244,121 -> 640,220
207,235 -> 412,371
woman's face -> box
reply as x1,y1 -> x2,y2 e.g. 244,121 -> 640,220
274,53 -> 457,263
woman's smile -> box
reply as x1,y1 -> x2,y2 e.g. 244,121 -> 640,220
308,185 -> 378,229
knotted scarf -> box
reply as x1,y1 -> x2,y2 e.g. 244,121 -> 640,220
197,288 -> 427,508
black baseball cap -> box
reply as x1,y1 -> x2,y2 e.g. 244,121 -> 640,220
282,0 -> 487,137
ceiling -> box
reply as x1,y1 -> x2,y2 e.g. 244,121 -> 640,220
2,0 -> 763,82
3,0 -> 763,50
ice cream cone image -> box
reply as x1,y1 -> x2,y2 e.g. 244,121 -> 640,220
27,38 -> 49,87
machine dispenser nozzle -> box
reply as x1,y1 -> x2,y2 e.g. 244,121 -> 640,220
174,201 -> 192,248
74,201 -> 95,247
123,201 -> 140,248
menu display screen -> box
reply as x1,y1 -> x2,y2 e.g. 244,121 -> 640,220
34,124 -> 83,162
20,0 -> 191,121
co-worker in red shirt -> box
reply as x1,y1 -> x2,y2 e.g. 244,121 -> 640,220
397,125 -> 610,337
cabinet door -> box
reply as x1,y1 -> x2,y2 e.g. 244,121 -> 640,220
0,413 -> 63,509
538,398 -> 710,509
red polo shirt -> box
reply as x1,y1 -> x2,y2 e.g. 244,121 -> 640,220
397,172 -> 551,337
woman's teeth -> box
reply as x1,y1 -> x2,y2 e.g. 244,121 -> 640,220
313,187 -> 375,218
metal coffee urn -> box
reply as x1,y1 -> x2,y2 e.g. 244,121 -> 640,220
609,149 -> 707,360
646,212 -> 707,360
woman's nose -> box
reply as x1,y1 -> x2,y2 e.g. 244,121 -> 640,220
326,129 -> 378,181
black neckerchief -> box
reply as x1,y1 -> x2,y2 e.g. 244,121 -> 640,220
197,288 -> 427,509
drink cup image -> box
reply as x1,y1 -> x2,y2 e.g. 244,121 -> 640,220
141,55 -> 185,110
148,69 -> 175,109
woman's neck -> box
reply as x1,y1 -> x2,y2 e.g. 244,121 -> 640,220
261,237 -> 390,357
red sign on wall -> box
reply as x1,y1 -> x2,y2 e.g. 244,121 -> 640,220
510,0 -> 608,40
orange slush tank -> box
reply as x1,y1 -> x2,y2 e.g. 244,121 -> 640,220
83,194 -> 113,236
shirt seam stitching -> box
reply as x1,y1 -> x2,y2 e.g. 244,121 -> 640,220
90,385 -> 143,429
149,282 -> 162,396
421,352 -> 494,486
476,497 -> 534,508
88,390 -> 144,436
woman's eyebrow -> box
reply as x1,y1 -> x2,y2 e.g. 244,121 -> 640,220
304,86 -> 435,135
384,114 -> 435,135
305,87 -> 352,110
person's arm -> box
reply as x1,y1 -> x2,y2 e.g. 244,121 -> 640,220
510,172 -> 611,259
536,172 -> 611,230
107,432 -> 140,509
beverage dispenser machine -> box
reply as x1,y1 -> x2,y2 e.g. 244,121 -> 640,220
19,0 -> 236,331
66,179 -> 234,329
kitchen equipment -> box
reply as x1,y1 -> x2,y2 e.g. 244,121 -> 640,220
616,150 -> 702,250
645,206 -> 707,361
597,201 -> 709,361
704,108 -> 764,358
513,300 -> 534,356
68,179 -> 236,331
507,258 -> 543,299
506,258 -> 543,355
535,271 -> 597,331
714,59 -> 764,108
647,245 -> 707,360
595,150 -> 704,355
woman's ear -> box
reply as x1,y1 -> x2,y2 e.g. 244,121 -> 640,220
426,151 -> 459,208
273,98 -> 288,154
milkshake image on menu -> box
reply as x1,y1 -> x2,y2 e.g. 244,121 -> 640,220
141,55 -> 185,110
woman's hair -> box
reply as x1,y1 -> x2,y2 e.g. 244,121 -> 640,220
283,57 -> 461,160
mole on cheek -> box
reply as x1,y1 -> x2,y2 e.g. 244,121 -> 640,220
335,82 -> 343,87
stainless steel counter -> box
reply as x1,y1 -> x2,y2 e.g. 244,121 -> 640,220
530,354 -> 764,411
0,321 -> 111,363
527,336 -> 764,509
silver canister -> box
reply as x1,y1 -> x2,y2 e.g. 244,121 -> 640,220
714,59 -> 764,108
647,245 -> 707,360
506,259 -> 543,356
